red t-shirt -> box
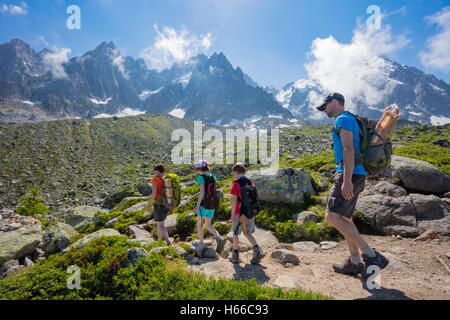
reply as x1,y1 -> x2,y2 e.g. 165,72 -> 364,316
150,175 -> 165,199
230,177 -> 254,216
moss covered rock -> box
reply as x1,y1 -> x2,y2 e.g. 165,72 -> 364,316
64,206 -> 106,230
247,168 -> 315,204
65,229 -> 122,251
42,222 -> 78,255
0,229 -> 43,266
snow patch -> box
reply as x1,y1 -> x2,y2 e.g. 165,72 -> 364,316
168,108 -> 185,119
22,100 -> 42,106
93,108 -> 145,119
89,97 -> 112,105
138,88 -> 163,101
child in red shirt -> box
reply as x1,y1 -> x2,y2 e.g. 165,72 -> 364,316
229,163 -> 263,264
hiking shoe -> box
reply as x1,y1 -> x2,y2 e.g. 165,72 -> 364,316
229,251 -> 240,264
362,250 -> 389,271
332,257 -> 364,275
250,247 -> 264,265
215,237 -> 225,253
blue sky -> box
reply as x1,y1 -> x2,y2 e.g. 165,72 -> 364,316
1,0 -> 449,89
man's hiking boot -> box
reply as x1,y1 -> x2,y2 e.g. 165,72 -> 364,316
215,236 -> 225,253
332,257 -> 364,275
250,247 -> 264,265
229,251 -> 240,264
361,250 -> 389,278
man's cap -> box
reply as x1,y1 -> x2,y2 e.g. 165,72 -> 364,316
194,159 -> 209,171
316,92 -> 345,111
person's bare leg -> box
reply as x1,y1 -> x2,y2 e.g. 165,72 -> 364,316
157,221 -> 170,243
325,211 -> 368,249
197,216 -> 204,243
205,218 -> 219,238
342,217 -> 360,254
232,234 -> 239,250
243,233 -> 257,246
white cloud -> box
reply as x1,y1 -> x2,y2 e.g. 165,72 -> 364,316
304,21 -> 410,117
140,24 -> 213,71
0,2 -> 28,15
419,6 -> 450,72
112,55 -> 130,80
41,48 -> 71,79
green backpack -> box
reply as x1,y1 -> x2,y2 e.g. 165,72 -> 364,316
333,112 -> 393,175
154,174 -> 181,209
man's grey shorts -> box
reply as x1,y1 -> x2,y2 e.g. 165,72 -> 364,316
232,215 -> 256,235
154,204 -> 169,222
326,173 -> 366,218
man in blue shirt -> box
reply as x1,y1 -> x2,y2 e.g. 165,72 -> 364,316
317,93 -> 388,276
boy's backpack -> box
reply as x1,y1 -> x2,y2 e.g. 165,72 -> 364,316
154,174 -> 181,209
333,112 -> 392,176
201,175 -> 221,210
236,178 -> 261,219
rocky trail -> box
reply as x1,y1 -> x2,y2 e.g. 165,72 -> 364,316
185,228 -> 450,300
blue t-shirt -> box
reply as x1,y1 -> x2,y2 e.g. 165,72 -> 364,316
332,112 -> 367,176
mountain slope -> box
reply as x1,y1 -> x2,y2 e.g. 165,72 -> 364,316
275,57 -> 450,125
0,39 -> 292,125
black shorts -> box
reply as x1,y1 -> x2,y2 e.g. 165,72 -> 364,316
154,204 -> 169,222
326,173 -> 366,218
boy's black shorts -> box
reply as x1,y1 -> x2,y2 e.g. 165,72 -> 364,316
326,173 -> 366,218
154,204 -> 169,222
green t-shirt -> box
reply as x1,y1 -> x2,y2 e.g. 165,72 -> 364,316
196,173 -> 217,200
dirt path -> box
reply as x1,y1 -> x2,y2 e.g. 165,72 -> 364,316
184,231 -> 450,300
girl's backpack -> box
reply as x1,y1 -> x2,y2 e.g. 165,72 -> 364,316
201,175 -> 221,210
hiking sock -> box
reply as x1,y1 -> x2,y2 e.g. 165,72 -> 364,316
253,245 -> 260,251
362,245 -> 376,258
350,253 -> 361,264
233,249 -> 239,255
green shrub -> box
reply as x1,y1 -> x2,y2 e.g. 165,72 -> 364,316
297,221 -> 342,243
214,200 -> 232,221
174,211 -> 196,240
0,236 -> 329,300
15,186 -> 48,217
213,221 -> 231,236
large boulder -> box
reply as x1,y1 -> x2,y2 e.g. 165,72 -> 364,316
66,229 -> 122,251
246,168 -> 315,204
42,222 -> 78,255
0,229 -> 43,266
64,206 -> 105,230
122,247 -> 149,268
102,189 -> 136,209
356,182 -> 450,237
123,202 -> 148,216
128,224 -> 152,239
165,213 -> 178,236
386,156 -> 450,194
